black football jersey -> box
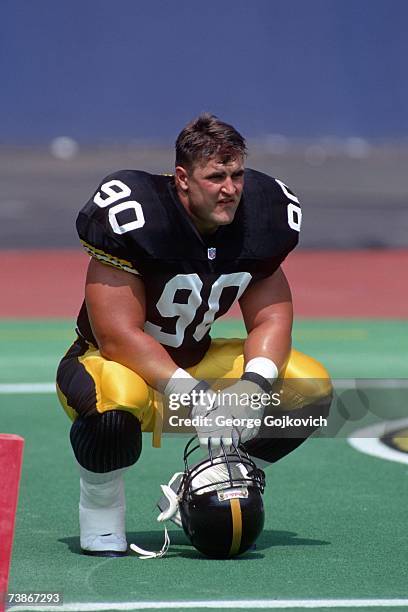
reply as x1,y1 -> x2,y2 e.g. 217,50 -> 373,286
76,168 -> 301,367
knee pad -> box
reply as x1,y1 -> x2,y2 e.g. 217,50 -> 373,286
70,410 -> 142,473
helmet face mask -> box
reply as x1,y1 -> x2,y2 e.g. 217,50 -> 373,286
178,438 -> 266,558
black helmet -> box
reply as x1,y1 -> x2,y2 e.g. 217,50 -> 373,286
178,438 -> 265,558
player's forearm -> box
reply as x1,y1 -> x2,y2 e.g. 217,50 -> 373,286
97,329 -> 179,392
243,315 -> 292,374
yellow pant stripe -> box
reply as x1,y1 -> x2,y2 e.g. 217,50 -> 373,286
56,382 -> 77,422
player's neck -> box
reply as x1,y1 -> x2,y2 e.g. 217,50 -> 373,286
175,187 -> 218,235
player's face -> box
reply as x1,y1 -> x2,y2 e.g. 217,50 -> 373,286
177,156 -> 245,234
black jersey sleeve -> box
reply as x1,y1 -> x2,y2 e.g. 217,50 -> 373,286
76,170 -> 156,277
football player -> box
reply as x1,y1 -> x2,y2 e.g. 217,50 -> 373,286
56,113 -> 332,556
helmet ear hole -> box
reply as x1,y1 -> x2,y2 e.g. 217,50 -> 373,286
179,437 -> 265,558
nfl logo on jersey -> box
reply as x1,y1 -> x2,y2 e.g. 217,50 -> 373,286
207,247 -> 216,260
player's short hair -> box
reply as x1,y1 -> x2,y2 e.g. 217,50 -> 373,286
175,113 -> 247,170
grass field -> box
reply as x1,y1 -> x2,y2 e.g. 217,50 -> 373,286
1,318 -> 407,612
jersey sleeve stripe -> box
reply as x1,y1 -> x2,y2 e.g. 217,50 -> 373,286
80,239 -> 140,276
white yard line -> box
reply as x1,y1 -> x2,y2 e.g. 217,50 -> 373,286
0,383 -> 55,393
7,599 -> 408,611
348,418 -> 408,465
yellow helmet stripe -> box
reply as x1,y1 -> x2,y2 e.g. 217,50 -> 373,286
229,498 -> 242,556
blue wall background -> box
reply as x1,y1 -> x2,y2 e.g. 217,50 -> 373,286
1,0 -> 407,143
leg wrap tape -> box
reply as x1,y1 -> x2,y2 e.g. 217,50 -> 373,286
79,474 -> 126,542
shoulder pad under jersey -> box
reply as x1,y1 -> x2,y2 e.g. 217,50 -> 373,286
76,169 -> 175,276
242,168 -> 302,260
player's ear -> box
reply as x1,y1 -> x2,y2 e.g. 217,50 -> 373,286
175,166 -> 189,192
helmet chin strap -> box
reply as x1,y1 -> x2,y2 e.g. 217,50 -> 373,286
157,484 -> 180,522
156,470 -> 185,522
130,527 -> 170,559
130,472 -> 184,559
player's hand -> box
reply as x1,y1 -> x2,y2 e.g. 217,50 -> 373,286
210,379 -> 267,444
189,387 -> 235,448
163,371 -> 230,446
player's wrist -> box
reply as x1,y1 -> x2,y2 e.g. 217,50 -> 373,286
163,369 -> 210,410
163,368 -> 198,398
241,357 -> 279,393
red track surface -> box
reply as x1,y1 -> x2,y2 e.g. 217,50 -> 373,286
1,249 -> 407,318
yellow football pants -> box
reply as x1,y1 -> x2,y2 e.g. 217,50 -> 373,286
57,337 -> 332,448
